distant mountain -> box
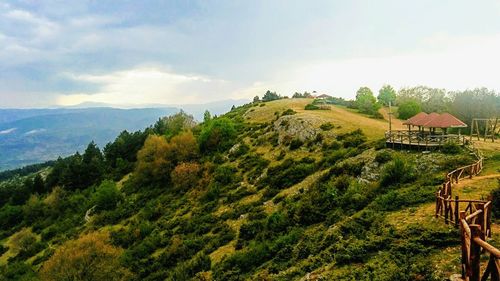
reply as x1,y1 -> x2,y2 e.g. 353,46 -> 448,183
0,108 -> 177,171
0,99 -> 249,171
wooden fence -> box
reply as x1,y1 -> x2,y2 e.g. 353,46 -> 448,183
434,146 -> 499,280
385,130 -> 468,149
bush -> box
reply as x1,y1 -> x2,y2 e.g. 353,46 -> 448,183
320,122 -> 335,131
289,139 -> 304,150
398,100 -> 422,120
305,104 -> 320,110
171,162 -> 202,191
92,180 -> 122,211
337,129 -> 367,148
40,232 -> 132,281
375,150 -> 392,164
441,141 -> 461,154
199,118 -> 237,153
380,157 -> 415,187
281,109 -> 297,116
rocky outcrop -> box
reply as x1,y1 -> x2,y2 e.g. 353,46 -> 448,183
273,116 -> 318,145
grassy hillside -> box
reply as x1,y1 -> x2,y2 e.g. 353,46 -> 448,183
0,99 -> 498,281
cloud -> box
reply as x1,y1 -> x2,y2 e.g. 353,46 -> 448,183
57,67 -> 231,106
25,129 -> 47,135
0,128 -> 16,135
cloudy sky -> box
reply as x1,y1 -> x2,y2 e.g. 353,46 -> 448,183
2,0 -> 500,108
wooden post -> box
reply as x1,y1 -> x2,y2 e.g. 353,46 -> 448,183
460,211 -> 469,279
455,196 -> 459,227
470,225 -> 482,281
436,191 -> 440,218
477,203 -> 485,240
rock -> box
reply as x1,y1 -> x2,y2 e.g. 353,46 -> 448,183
273,116 -> 317,144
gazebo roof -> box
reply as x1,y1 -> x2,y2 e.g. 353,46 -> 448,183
423,112 -> 467,128
404,112 -> 467,128
403,112 -> 429,126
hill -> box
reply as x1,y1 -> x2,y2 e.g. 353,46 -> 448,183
0,99 -> 248,171
0,98 -> 498,280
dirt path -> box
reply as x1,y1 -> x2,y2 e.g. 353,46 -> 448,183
453,173 -> 500,188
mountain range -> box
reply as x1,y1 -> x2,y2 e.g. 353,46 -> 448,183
0,99 -> 248,171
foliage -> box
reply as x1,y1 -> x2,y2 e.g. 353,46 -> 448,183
262,90 -> 281,102
171,162 -> 202,191
135,132 -> 198,185
289,138 -> 304,150
153,110 -> 196,138
355,87 -> 381,115
377,84 -> 397,106
492,183 -> 500,219
281,108 -> 297,116
398,100 -> 422,120
199,118 -> 237,153
292,92 -> 313,98
375,150 -> 392,164
381,157 -> 415,187
92,180 -> 122,211
304,104 -> 320,110
320,122 -> 335,131
104,130 -> 147,180
441,141 -> 461,154
40,232 -> 132,281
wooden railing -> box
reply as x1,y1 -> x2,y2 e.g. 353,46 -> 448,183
459,214 -> 499,281
434,146 -> 499,280
385,130 -> 468,148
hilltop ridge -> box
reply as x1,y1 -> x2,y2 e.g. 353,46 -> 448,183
0,98 -> 498,281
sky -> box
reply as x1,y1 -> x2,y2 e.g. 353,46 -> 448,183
2,0 -> 500,108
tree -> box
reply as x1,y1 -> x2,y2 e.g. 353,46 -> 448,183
253,96 -> 260,103
92,180 -> 122,211
262,90 -> 280,102
377,85 -> 396,106
169,131 -> 199,163
103,130 -> 148,180
198,118 -> 237,153
398,100 -> 422,120
355,87 -> 380,115
203,110 -> 212,123
135,135 -> 173,185
80,141 -> 104,188
10,228 -> 36,254
40,232 -> 132,281
171,162 -> 202,191
153,111 -> 196,138
135,131 -> 199,185
33,174 -> 45,194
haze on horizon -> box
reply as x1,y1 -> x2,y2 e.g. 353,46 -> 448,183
2,0 -> 500,108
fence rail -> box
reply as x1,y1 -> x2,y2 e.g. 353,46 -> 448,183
385,130 -> 468,149
433,145 -> 499,280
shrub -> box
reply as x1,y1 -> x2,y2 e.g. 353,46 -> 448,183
92,180 -> 122,211
337,129 -> 367,148
171,162 -> 202,191
239,220 -> 265,241
380,157 -> 415,187
214,165 -> 238,185
320,122 -> 335,131
0,245 -> 7,256
375,150 -> 392,164
289,138 -> 304,150
40,232 -> 133,281
305,104 -> 320,110
281,109 -> 297,116
398,100 -> 421,120
199,118 -> 237,153
441,141 -> 461,154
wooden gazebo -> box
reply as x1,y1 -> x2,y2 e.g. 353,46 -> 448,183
387,112 -> 468,150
